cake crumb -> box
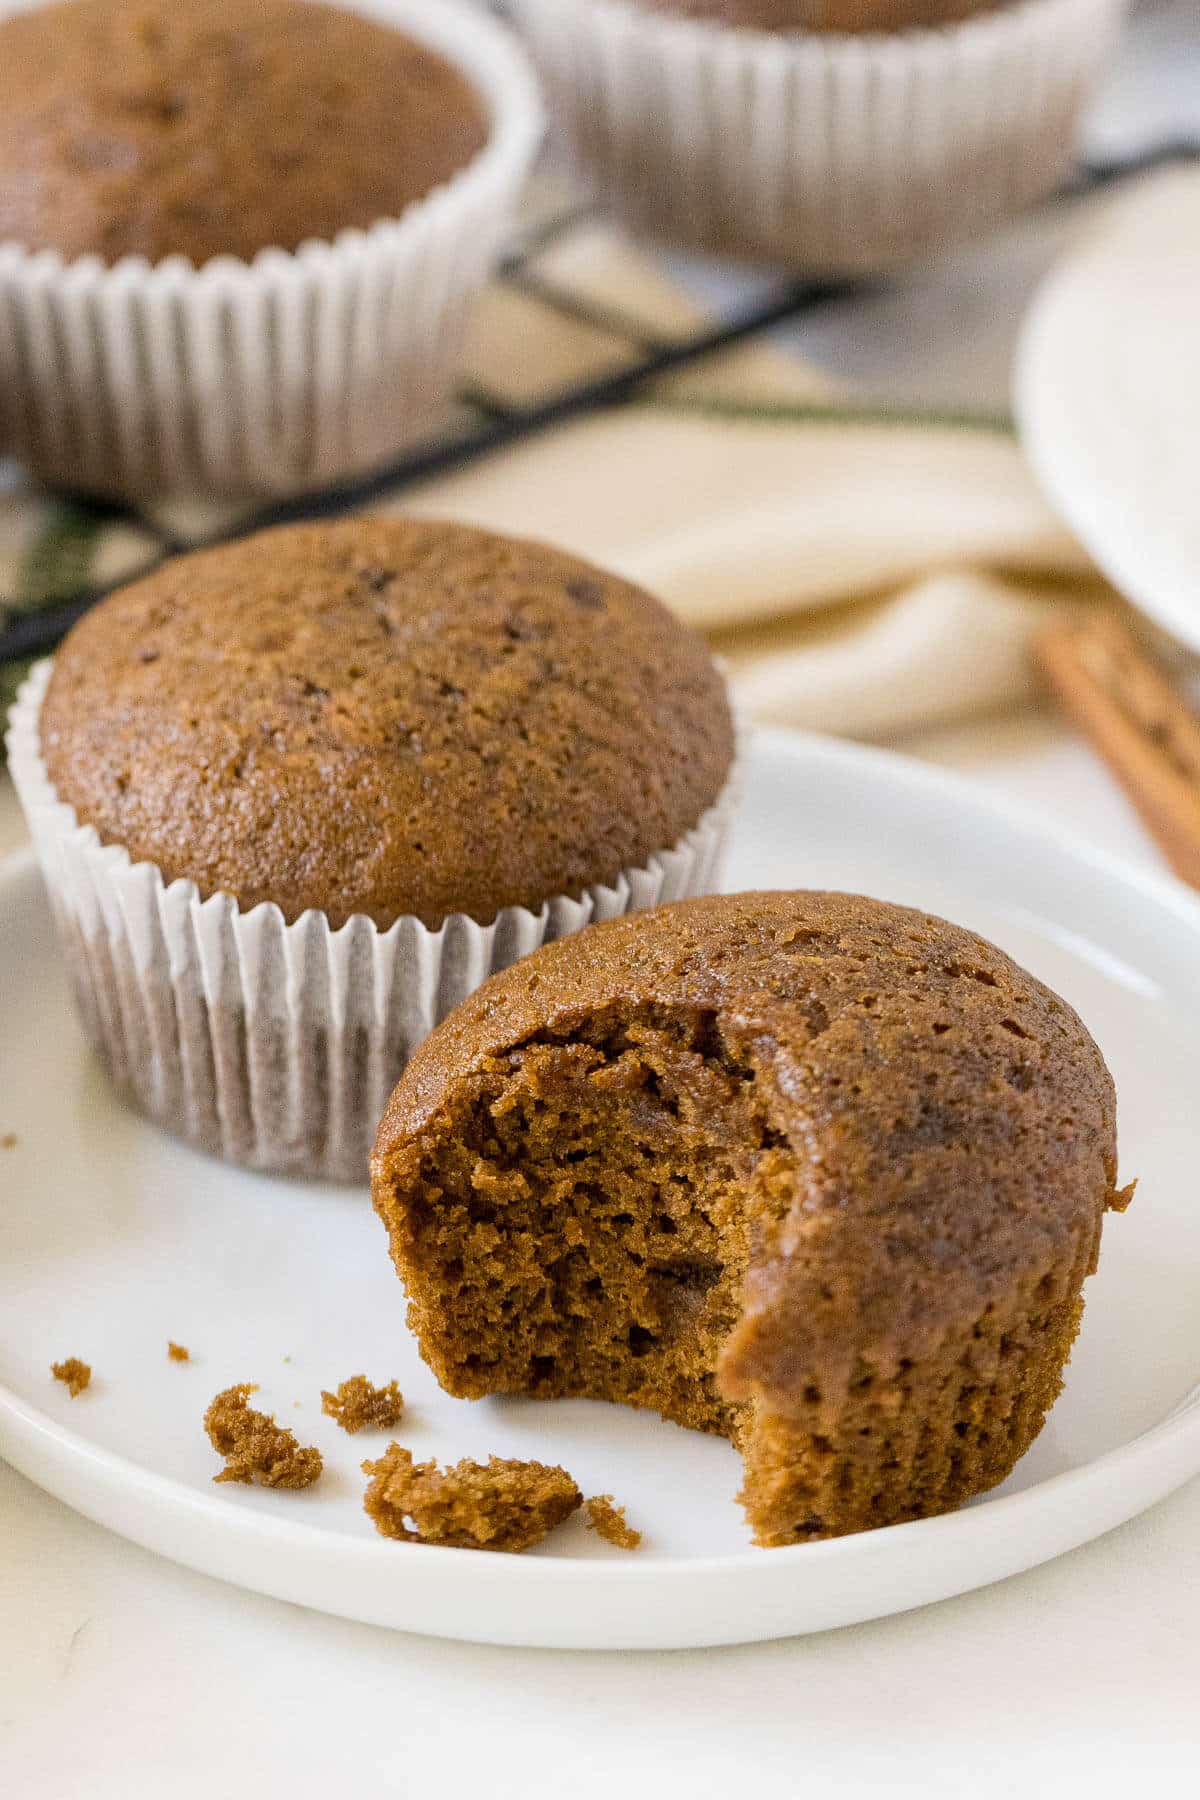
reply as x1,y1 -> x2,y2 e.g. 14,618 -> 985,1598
1,1132 -> 16,1149
321,1374 -> 404,1435
362,1445 -> 581,1552
203,1383 -> 322,1489
585,1494 -> 641,1550
51,1357 -> 91,1397
167,1341 -> 190,1363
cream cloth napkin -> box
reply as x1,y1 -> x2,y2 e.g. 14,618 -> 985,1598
400,403 -> 1101,737
1,207 -> 1110,740
397,216 -> 1107,737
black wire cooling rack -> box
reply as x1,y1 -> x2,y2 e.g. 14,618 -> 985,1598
0,137 -> 1196,669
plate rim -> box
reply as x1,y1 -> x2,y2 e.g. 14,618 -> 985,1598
1014,185 -> 1200,654
4,725 -> 1200,1644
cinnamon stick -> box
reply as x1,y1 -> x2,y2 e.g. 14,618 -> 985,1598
1035,613 -> 1200,890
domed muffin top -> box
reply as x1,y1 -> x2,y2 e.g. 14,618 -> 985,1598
40,519 -> 735,929
0,0 -> 490,266
375,889 -> 1126,1405
634,0 -> 999,33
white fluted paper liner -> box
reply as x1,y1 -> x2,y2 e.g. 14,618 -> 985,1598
0,0 -> 543,498
7,660 -> 742,1183
507,0 -> 1123,274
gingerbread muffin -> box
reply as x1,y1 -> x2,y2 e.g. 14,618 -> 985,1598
38,520 -> 734,929
509,0 -> 1120,275
372,891 -> 1130,1545
0,0 -> 541,499
9,521 -> 735,1179
0,0 -> 490,266
636,0 -> 1000,32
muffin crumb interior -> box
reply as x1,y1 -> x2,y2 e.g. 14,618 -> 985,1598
381,1008 -> 785,1441
362,1445 -> 581,1552
204,1383 -> 322,1489
585,1494 -> 642,1550
321,1374 -> 405,1435
51,1357 -> 92,1397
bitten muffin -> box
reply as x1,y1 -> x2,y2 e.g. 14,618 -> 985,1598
40,519 -> 734,930
637,0 -> 1001,32
0,0 -> 490,265
372,891 -> 1131,1545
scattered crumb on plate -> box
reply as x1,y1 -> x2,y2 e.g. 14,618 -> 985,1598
585,1494 -> 642,1550
362,1445 -> 581,1552
203,1383 -> 322,1489
321,1374 -> 404,1435
167,1341 -> 190,1363
51,1357 -> 91,1397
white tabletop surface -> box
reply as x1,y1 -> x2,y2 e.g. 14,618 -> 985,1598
4,4 -> 1200,1791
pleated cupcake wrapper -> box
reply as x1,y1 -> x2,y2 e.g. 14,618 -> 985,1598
0,0 -> 543,499
508,0 -> 1124,274
7,660 -> 743,1183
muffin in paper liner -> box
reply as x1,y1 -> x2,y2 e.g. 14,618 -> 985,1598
6,659 -> 743,1184
507,0 -> 1124,274
0,0 -> 543,499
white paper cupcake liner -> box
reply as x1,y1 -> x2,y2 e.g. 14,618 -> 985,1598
7,659 -> 743,1183
0,0 -> 543,499
507,0 -> 1124,273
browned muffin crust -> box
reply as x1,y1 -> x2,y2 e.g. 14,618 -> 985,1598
0,0 -> 489,266
41,519 -> 733,931
362,1445 -> 582,1551
372,891 -> 1129,1544
636,0 -> 1001,32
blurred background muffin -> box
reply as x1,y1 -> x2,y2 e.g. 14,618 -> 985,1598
508,0 -> 1125,272
0,0 -> 490,266
635,0 -> 1000,28
0,0 -> 542,497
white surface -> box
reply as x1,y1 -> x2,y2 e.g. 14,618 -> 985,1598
4,728 -> 1200,1652
1016,169 -> 1200,653
3,724 -> 1200,1787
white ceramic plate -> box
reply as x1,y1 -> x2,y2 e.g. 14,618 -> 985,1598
2,728 -> 1200,1651
1015,170 -> 1200,652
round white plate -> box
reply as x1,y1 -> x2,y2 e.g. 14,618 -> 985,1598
1015,169 -> 1200,652
2,728 -> 1200,1651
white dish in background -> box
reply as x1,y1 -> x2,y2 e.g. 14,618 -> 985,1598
1,727 -> 1199,1651
1016,170 -> 1200,654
